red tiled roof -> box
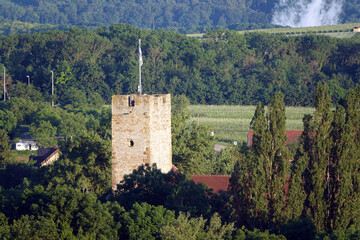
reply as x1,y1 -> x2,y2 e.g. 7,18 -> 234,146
247,130 -> 303,146
286,130 -> 303,144
191,175 -> 231,194
191,174 -> 291,205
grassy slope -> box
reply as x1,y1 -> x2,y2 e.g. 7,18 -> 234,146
188,105 -> 315,144
188,22 -> 360,39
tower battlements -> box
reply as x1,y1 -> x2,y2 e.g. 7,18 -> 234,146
111,94 -> 172,189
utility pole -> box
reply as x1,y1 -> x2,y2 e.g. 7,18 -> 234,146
51,70 -> 54,107
3,67 -> 5,101
27,75 -> 30,85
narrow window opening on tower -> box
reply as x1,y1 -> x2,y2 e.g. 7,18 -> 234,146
128,96 -> 135,107
129,140 -> 134,147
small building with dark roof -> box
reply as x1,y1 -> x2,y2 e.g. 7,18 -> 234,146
33,148 -> 60,167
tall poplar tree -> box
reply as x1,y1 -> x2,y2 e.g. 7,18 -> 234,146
251,102 -> 266,156
302,82 -> 333,231
283,115 -> 309,220
285,84 -> 333,224
341,86 -> 360,229
229,155 -> 256,228
287,83 -> 360,232
230,92 -> 289,232
229,102 -> 267,229
261,92 -> 289,231
249,101 -> 269,230
328,86 -> 360,230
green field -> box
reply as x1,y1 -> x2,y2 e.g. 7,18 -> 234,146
188,22 -> 360,39
11,150 -> 37,162
188,105 -> 315,144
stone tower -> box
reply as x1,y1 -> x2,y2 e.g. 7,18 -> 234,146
111,94 -> 172,189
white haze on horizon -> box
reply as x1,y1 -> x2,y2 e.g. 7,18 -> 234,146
271,0 -> 344,27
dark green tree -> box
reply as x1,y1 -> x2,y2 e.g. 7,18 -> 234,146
57,111 -> 87,138
229,153 -> 257,228
212,148 -> 238,175
0,212 -> 10,239
315,225 -> 360,240
250,101 -> 266,156
171,95 -> 215,175
29,120 -> 57,147
283,115 -> 308,221
98,107 -> 112,137
9,185 -> 120,239
280,218 -> 317,240
327,86 -> 360,230
4,97 -> 37,125
230,92 -> 289,232
262,92 -> 289,231
58,87 -> 87,109
172,122 -> 215,175
0,130 -> 12,164
230,101 -> 268,230
160,212 -> 234,240
42,132 -> 112,195
301,83 -> 333,231
115,164 -> 213,218
234,227 -> 287,240
287,84 -> 360,232
0,109 -> 17,135
119,202 -> 175,240
9,82 -> 44,103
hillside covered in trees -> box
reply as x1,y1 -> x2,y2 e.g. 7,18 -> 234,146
0,83 -> 359,239
0,25 -> 359,107
0,0 -> 360,33
0,3 -> 360,237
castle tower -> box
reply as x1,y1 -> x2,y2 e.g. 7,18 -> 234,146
111,94 -> 172,189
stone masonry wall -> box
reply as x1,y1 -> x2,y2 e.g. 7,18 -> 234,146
112,94 -> 172,190
149,94 -> 172,173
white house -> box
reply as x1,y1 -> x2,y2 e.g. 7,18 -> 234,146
15,140 -> 39,151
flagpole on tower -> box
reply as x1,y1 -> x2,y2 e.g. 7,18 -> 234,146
3,67 -> 5,101
138,39 -> 143,94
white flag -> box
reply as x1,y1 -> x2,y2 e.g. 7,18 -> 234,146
139,44 -> 143,67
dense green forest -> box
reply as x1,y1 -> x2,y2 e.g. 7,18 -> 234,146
0,25 -> 359,107
0,0 -> 279,32
0,84 -> 359,239
0,0 -> 359,33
